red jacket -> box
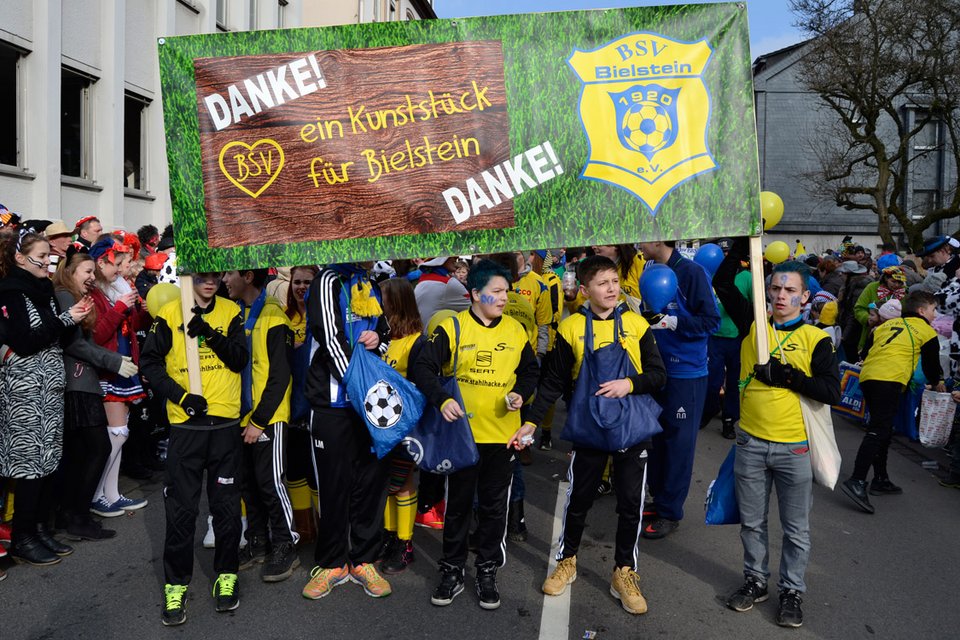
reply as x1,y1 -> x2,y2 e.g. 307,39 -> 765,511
91,287 -> 148,371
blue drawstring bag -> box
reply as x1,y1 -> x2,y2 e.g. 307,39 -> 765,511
343,345 -> 425,459
705,446 -> 740,525
562,307 -> 663,452
402,317 -> 479,474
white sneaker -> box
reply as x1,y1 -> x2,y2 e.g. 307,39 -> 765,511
203,515 -> 215,549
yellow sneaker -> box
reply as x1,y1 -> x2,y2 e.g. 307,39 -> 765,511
350,562 -> 392,598
302,564 -> 350,600
610,566 -> 648,614
542,556 -> 577,596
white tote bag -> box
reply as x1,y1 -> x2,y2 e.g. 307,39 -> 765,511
799,396 -> 841,490
918,389 -> 955,448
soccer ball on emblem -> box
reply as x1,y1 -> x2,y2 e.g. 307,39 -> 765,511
621,103 -> 673,156
363,380 -> 403,429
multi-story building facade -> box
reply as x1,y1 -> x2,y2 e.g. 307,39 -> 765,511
0,0 -> 436,235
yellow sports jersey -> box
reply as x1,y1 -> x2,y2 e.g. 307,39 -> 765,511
860,317 -> 937,386
156,296 -> 242,425
740,321 -> 831,443
556,309 -> 651,379
384,333 -> 421,378
620,254 -> 646,300
504,291 -> 537,350
290,312 -> 308,346
540,270 -> 564,351
514,271 -> 553,326
242,297 -> 292,427
438,311 -> 530,444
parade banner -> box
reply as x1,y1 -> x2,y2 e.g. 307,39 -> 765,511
158,2 -> 760,272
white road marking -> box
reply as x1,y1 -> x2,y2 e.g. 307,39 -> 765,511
538,481 -> 571,640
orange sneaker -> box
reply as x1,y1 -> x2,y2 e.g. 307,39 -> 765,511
415,502 -> 445,530
349,563 -> 392,598
302,564 -> 350,600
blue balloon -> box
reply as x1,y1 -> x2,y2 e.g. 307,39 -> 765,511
694,243 -> 725,279
639,263 -> 678,314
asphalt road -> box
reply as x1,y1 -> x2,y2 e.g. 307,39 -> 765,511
3,411 -> 958,640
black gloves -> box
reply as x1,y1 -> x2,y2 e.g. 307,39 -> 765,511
753,358 -> 804,391
187,311 -> 216,340
180,393 -> 208,417
642,311 -> 664,324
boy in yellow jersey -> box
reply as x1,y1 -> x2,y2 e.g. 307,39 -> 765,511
522,256 -> 666,615
411,259 -> 540,611
840,291 -> 944,513
724,261 -> 840,629
140,272 -> 249,626
222,268 -> 298,582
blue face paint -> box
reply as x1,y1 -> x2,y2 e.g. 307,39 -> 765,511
790,295 -> 801,307
480,294 -> 496,305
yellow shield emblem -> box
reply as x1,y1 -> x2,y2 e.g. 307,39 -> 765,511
568,33 -> 716,215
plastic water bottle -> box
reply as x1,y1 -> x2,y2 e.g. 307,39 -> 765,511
562,269 -> 578,295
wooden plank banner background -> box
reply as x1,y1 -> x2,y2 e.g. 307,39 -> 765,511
194,41 -> 513,249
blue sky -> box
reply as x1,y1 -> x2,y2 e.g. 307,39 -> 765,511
435,1 -> 804,59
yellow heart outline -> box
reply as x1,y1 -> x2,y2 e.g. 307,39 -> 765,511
218,138 -> 285,199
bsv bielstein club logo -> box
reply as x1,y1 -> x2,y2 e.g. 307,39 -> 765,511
568,32 -> 716,215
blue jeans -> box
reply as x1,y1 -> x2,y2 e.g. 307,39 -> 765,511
734,429 -> 813,593
704,335 -> 742,423
648,376 -> 708,521
511,458 -> 525,502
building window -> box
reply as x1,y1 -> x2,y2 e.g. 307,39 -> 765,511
277,0 -> 287,28
373,0 -> 381,21
0,43 -> 23,168
216,0 -> 228,31
911,189 -> 940,220
406,9 -> 415,20
124,94 -> 149,191
249,0 -> 258,29
61,68 -> 94,180
390,1 -> 397,20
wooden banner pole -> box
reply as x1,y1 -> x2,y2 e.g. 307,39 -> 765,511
749,235 -> 770,365
179,274 -> 203,394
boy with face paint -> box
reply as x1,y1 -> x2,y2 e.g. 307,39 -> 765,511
725,261 -> 840,629
411,259 -> 540,611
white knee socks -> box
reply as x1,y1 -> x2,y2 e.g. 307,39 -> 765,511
95,425 -> 129,504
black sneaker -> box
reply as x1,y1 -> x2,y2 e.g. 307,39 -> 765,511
869,478 -> 903,495
380,540 -> 415,575
840,478 -> 875,514
378,531 -> 399,562
213,573 -> 240,612
239,536 -> 268,570
642,517 -> 679,540
597,480 -> 613,497
476,564 -> 501,610
776,589 -> 803,628
161,584 -> 188,626
939,472 -> 960,489
539,433 -> 552,451
725,576 -> 769,612
261,542 -> 300,583
721,419 -> 735,440
430,564 -> 465,606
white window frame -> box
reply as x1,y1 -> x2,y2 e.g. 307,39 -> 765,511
61,67 -> 96,182
216,0 -> 228,31
277,0 -> 287,28
124,92 -> 150,193
0,41 -> 27,171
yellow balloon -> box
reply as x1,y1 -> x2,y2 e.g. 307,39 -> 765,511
760,191 -> 784,230
764,241 -> 790,264
426,308 -> 458,337
146,283 -> 180,317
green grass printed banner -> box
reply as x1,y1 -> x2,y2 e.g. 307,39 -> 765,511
158,2 -> 761,272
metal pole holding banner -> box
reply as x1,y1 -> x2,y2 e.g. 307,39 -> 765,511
178,274 -> 203,394
748,235 -> 770,366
